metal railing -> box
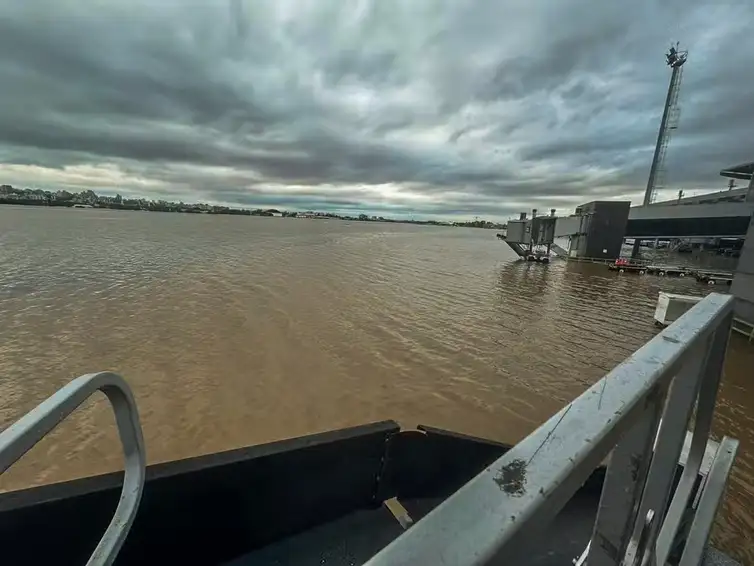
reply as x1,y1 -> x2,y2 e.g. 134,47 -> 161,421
732,317 -> 754,342
0,372 -> 146,566
364,292 -> 739,566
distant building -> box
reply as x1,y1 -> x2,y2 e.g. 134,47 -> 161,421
653,187 -> 749,206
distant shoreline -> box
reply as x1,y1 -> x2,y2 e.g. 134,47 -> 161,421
0,199 -> 268,216
0,198 -> 505,228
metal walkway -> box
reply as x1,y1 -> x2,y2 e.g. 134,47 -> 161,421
504,241 -> 529,257
550,243 -> 569,258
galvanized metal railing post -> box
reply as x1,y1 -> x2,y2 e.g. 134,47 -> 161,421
0,372 -> 146,566
587,386 -> 667,566
655,316 -> 732,564
582,307 -> 734,566
622,340 -> 712,566
679,437 -> 739,565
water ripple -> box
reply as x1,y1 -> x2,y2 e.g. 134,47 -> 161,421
0,207 -> 750,562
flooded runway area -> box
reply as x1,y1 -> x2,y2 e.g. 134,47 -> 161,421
0,206 -> 752,560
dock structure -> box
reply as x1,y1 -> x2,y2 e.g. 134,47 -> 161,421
553,201 -> 632,262
500,209 -> 559,263
608,260 -> 734,285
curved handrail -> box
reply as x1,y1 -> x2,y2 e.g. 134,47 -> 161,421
0,372 -> 146,566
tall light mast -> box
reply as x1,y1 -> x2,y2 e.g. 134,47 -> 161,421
643,43 -> 688,206
631,43 -> 687,259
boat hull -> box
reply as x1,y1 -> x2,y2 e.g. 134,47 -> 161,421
0,422 -> 736,565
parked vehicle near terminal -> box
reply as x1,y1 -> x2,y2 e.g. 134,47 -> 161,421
609,258 -> 647,274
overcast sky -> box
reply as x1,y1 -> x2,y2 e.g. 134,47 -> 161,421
1,1 -> 752,219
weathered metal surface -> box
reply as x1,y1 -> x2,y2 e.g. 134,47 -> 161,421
626,509 -> 657,566
654,293 -> 703,327
656,322 -> 731,564
363,293 -> 734,566
0,372 -> 146,566
621,344 -> 710,566
588,390 -> 665,566
680,437 -> 739,566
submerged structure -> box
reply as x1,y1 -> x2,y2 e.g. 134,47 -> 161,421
565,200 -> 631,261
500,208 -> 561,262
0,294 -> 743,565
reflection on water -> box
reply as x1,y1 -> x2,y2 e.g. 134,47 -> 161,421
0,206 -> 751,561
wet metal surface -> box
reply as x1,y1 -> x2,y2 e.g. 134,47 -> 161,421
0,207 -> 752,562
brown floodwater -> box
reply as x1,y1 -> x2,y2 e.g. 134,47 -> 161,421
0,206 -> 752,560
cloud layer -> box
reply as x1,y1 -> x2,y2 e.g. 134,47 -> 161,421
1,0 -> 752,219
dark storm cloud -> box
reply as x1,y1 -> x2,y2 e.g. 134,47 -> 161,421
0,0 -> 752,218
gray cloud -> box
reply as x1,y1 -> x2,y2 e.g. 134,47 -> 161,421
0,0 -> 753,219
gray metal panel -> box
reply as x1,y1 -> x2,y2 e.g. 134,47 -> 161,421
622,344 -> 710,566
734,217 -> 754,274
505,220 -> 530,244
734,296 -> 754,326
656,324 -> 731,564
577,201 -> 599,214
731,273 -> 754,303
629,202 -> 754,221
531,217 -> 557,245
735,246 -> 754,275
732,213 -> 754,324
588,394 -> 664,566
555,216 -> 582,237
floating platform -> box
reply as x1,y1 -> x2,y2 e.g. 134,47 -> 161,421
609,263 -> 734,285
608,263 -> 649,274
654,292 -> 702,326
694,271 -> 734,286
608,263 -> 691,277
